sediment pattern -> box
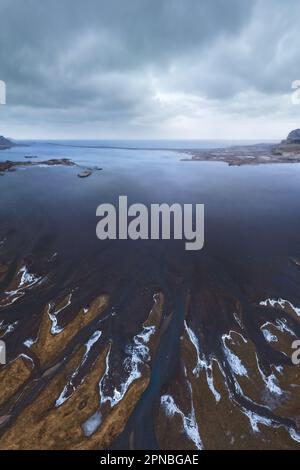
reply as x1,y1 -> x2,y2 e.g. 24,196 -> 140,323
0,231 -> 299,450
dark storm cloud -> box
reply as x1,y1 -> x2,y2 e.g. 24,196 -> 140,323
0,0 -> 299,138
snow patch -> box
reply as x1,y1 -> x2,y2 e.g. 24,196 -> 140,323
1,265 -> 43,306
55,330 -> 102,407
255,355 -> 283,396
260,298 -> 300,317
184,321 -> 221,402
82,410 -> 102,437
23,338 -> 35,348
261,325 -> 278,343
222,334 -> 248,377
48,293 -> 73,335
161,388 -> 203,450
241,407 -> 274,433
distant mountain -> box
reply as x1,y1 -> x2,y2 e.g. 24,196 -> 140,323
271,129 -> 300,155
281,128 -> 300,144
0,135 -> 15,149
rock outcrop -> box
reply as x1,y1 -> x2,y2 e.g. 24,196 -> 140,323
282,128 -> 300,144
271,128 -> 300,156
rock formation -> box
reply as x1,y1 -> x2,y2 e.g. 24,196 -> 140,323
282,128 -> 300,144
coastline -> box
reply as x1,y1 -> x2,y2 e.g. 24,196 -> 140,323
2,139 -> 300,171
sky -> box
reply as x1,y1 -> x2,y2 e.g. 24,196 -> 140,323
0,0 -> 300,140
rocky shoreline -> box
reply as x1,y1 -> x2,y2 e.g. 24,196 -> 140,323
0,136 -> 16,150
0,158 -> 75,175
2,130 -> 300,174
181,129 -> 300,166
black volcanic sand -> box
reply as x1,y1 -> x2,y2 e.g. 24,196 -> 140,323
0,156 -> 300,450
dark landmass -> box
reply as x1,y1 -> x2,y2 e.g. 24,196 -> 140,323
0,158 -> 75,175
281,128 -> 300,145
0,136 -> 16,150
181,142 -> 300,166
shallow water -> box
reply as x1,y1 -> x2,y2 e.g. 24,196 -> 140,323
1,141 -> 300,259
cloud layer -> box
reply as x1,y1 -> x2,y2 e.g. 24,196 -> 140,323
0,0 -> 299,139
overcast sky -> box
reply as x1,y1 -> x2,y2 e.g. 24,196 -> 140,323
0,0 -> 300,140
